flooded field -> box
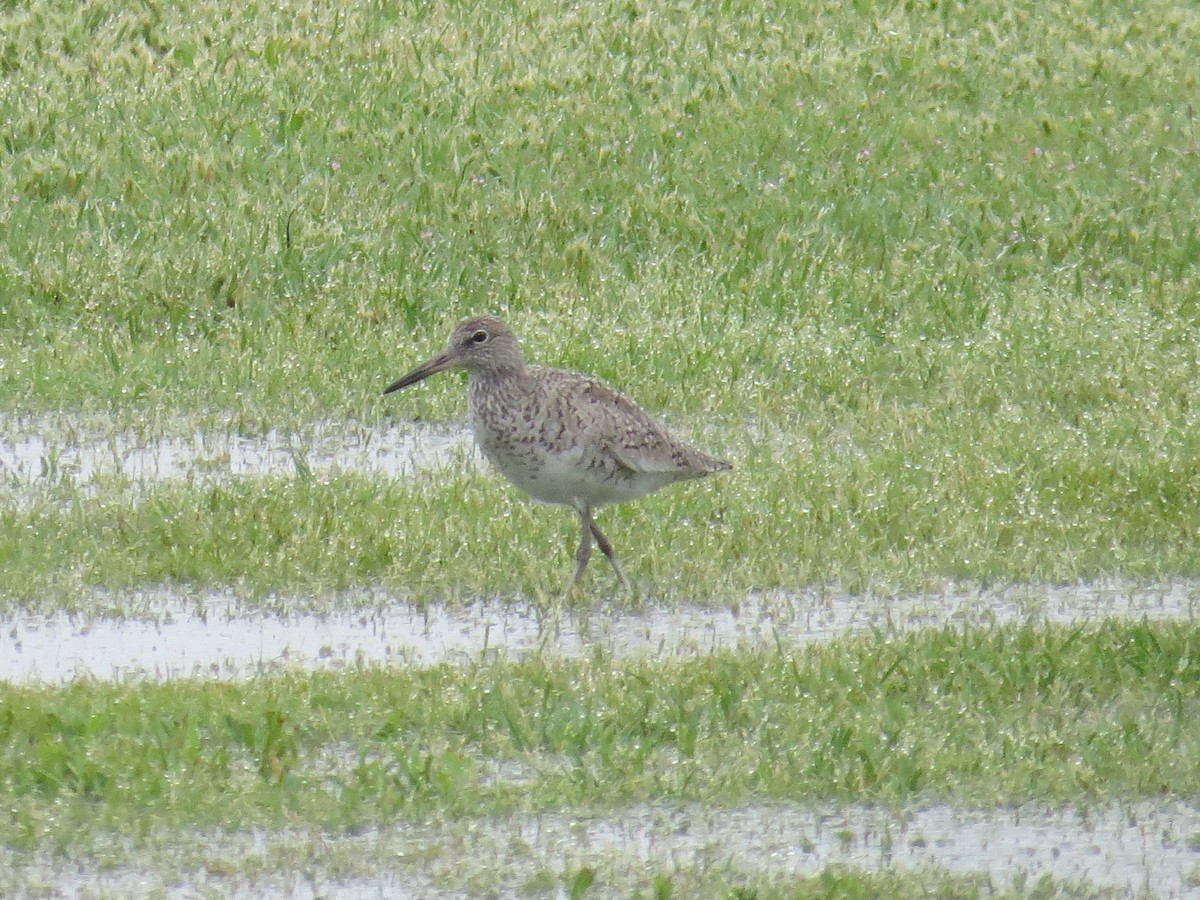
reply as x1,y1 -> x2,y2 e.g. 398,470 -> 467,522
4,416 -> 1200,898
3,579 -> 1197,683
0,415 -> 473,495
7,801 -> 1199,897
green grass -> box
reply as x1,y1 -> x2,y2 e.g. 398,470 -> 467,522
3,621 -> 1198,851
3,0 -> 1200,889
3,0 -> 1200,597
4,425 -> 1200,608
2,0 -> 1200,418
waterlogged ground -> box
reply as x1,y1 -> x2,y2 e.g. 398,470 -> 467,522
4,580 -> 1198,683
0,414 -> 472,498
4,418 -> 1200,897
8,0 -> 1200,893
6,802 -> 1199,898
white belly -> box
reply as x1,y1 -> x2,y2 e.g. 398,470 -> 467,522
476,434 -> 669,507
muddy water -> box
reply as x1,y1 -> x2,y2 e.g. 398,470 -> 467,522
3,579 -> 1196,683
7,801 -> 1198,897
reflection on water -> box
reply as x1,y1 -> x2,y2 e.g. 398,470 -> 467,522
3,579 -> 1196,684
479,801 -> 1200,899
5,800 -> 1199,898
0,416 -> 474,492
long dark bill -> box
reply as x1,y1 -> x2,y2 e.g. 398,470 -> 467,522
383,350 -> 458,395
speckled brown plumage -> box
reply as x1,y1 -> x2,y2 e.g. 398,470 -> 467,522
384,315 -> 731,592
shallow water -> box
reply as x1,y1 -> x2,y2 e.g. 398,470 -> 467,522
7,800 -> 1198,897
4,418 -> 1199,896
3,579 -> 1196,684
0,416 -> 473,493
486,801 -> 1200,898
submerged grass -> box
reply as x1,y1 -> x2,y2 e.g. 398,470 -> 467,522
553,869 -> 1102,900
2,621 -> 1198,851
0,837 -> 1111,899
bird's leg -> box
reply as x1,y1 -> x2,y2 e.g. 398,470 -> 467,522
584,509 -> 631,593
567,504 -> 594,594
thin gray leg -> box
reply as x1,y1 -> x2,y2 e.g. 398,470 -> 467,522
569,505 -> 594,588
584,509 -> 631,592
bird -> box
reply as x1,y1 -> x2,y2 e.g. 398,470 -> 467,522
383,315 -> 731,593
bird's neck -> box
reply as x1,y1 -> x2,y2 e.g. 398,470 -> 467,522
470,360 -> 527,383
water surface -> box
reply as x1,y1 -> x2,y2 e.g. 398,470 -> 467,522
4,579 -> 1195,683
6,801 -> 1197,897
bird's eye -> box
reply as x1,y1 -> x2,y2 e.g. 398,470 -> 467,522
471,330 -> 488,344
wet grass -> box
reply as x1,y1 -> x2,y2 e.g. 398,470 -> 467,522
2,621 -> 1198,854
4,0 -> 1200,418
578,869 -> 1105,900
4,426 -> 1200,607
600,871 -> 1088,900
4,0 -> 1200,891
3,0 -> 1200,598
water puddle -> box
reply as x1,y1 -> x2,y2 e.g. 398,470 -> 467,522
436,801 -> 1200,898
0,415 -> 473,494
6,801 -> 1198,897
3,579 -> 1196,683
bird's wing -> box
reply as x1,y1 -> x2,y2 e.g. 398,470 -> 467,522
571,375 -> 699,475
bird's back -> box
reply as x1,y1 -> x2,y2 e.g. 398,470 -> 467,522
468,364 -> 729,507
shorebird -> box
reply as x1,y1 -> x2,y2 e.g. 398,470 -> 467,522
384,315 -> 731,593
